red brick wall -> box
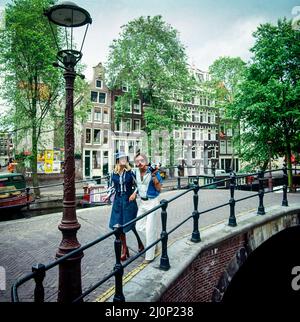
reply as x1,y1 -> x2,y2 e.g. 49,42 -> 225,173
159,234 -> 247,302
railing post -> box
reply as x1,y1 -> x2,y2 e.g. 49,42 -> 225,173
228,171 -> 237,227
191,180 -> 201,242
159,200 -> 170,271
177,177 -> 181,190
113,224 -> 125,302
282,164 -> 289,207
257,170 -> 265,215
26,187 -> 30,211
32,264 -> 46,303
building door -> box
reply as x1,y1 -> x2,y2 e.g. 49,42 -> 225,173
84,150 -> 91,177
225,159 -> 231,172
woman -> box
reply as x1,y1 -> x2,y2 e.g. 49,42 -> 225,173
104,152 -> 144,261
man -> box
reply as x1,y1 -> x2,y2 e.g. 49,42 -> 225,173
131,153 -> 163,263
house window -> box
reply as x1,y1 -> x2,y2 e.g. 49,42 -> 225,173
94,109 -> 101,122
91,91 -> 97,102
192,110 -> 199,123
192,129 -> 196,140
133,119 -> 141,131
103,107 -> 109,123
93,129 -> 101,144
211,147 -> 216,158
103,151 -> 109,174
123,119 -> 131,132
129,141 -> 134,153
115,121 -> 120,132
208,129 -> 211,140
96,79 -> 102,88
200,129 -> 203,141
220,140 -> 226,154
92,151 -> 101,169
184,128 -> 191,140
125,101 -> 132,113
133,99 -> 141,114
200,111 -> 203,123
99,92 -> 106,104
85,129 -> 91,144
227,140 -> 232,154
103,130 -> 108,145
227,128 -> 233,136
192,147 -> 196,159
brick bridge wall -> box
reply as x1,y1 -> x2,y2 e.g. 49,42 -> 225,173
158,212 -> 300,302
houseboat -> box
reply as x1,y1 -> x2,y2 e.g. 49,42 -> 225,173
0,173 -> 33,211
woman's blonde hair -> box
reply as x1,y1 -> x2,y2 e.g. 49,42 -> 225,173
114,162 -> 131,175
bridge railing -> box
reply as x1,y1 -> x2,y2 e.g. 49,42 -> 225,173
11,165 -> 290,302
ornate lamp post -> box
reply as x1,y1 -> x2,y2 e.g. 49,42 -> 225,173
267,140 -> 273,192
44,1 -> 92,302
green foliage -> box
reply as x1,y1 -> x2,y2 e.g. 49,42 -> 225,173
0,0 -> 63,142
208,56 -> 246,106
105,15 -> 195,133
0,0 -> 65,193
228,19 -> 300,185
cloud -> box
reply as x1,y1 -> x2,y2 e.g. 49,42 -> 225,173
186,15 -> 268,71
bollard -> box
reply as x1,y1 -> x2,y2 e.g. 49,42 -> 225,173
191,180 -> 201,242
282,164 -> 288,207
113,224 -> 125,302
228,171 -> 237,226
177,177 -> 181,189
257,170 -> 265,215
32,264 -> 46,303
26,187 -> 30,211
159,200 -> 170,270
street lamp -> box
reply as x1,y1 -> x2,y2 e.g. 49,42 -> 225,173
44,1 -> 92,302
267,140 -> 273,192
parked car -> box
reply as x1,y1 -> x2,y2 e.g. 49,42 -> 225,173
215,169 -> 226,175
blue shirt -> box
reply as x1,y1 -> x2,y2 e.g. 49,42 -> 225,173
134,167 -> 163,199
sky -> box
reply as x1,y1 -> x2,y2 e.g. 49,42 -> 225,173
0,0 -> 299,83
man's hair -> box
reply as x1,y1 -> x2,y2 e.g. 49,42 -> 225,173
134,152 -> 149,165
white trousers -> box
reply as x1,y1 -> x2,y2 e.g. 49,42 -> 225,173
136,197 -> 160,261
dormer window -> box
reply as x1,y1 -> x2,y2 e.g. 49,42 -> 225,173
96,79 -> 102,88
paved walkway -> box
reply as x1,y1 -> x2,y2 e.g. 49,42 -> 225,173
0,187 -> 299,302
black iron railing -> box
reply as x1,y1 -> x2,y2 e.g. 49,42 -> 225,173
11,165 -> 291,302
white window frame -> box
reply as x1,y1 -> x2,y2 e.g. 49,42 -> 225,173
133,99 -> 141,114
85,128 -> 92,145
95,79 -> 103,89
91,91 -> 98,102
103,107 -> 109,123
93,129 -> 101,145
94,109 -> 102,122
98,92 -> 106,104
133,119 -> 141,132
220,140 -> 226,154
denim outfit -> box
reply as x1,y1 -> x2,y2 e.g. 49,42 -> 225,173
108,170 -> 138,233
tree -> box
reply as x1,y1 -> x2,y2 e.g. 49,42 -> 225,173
0,0 -> 64,195
105,15 -> 195,167
207,57 -> 246,171
229,19 -> 300,188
